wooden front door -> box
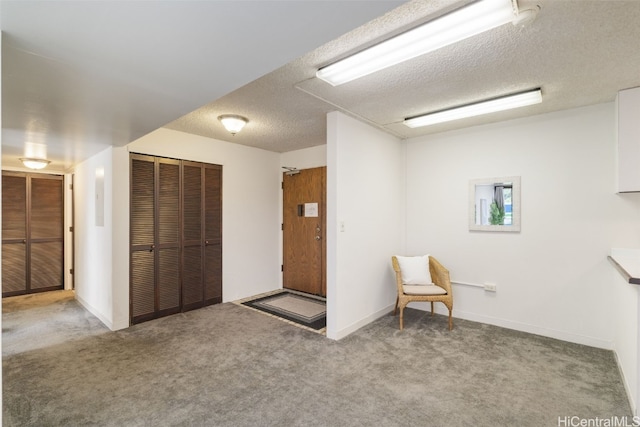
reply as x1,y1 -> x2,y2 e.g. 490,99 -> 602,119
282,167 -> 326,296
2,172 -> 64,297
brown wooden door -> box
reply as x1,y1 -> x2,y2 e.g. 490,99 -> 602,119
203,164 -> 222,305
2,172 -> 64,297
156,158 -> 181,316
182,161 -> 223,311
130,154 -> 222,324
130,154 -> 159,323
182,160 -> 204,311
282,167 -> 326,296
130,155 -> 182,324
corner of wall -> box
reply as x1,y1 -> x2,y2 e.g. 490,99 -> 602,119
111,147 -> 130,329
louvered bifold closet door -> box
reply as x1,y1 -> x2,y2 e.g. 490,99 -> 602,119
2,172 -> 64,297
204,164 -> 222,305
182,161 -> 204,312
29,175 -> 64,292
130,154 -> 222,324
2,174 -> 27,296
156,158 -> 181,316
130,155 -> 157,323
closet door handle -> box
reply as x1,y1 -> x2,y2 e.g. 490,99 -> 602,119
149,245 -> 155,252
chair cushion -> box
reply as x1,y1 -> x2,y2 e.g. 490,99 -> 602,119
403,284 -> 447,296
395,255 -> 432,285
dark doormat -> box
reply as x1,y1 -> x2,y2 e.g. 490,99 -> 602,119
241,290 -> 326,330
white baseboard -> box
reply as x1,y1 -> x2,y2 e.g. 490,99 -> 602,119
612,350 -> 637,416
428,305 -> 613,349
331,303 -> 395,340
75,294 -> 115,331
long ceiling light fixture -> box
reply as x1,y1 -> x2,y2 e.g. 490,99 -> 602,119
316,0 -> 519,86
403,88 -> 542,128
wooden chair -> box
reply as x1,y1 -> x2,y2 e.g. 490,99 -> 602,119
391,255 -> 453,330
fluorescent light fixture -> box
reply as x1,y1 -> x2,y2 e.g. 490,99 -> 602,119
404,88 -> 542,128
218,114 -> 248,135
20,158 -> 51,170
316,0 -> 516,86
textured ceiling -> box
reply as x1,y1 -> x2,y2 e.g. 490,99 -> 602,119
167,0 -> 640,153
1,0 -> 403,171
3,1 -> 640,169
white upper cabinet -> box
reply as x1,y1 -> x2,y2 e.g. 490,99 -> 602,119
617,87 -> 640,193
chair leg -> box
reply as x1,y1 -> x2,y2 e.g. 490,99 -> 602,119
399,306 -> 404,330
448,309 -> 453,330
393,296 -> 399,316
430,301 -> 434,317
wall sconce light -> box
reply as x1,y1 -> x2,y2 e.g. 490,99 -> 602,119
218,114 -> 248,135
20,157 -> 51,170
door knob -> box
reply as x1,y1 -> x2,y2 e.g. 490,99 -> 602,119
315,235 -> 321,240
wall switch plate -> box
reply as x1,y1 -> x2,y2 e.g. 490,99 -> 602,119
484,283 -> 497,292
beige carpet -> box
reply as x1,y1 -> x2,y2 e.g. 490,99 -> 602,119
3,290 -> 633,426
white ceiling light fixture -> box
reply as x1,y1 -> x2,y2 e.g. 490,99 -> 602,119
20,157 -> 51,170
218,114 -> 248,135
316,0 -> 520,86
404,88 -> 543,128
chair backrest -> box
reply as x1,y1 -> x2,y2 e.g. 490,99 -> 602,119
391,256 -> 401,273
391,256 -> 405,294
392,255 -> 453,295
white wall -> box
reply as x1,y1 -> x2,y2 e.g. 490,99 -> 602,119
128,128 -> 282,302
74,147 -> 117,328
404,103 -> 640,348
327,112 -> 405,339
112,147 -> 130,329
280,145 -> 327,171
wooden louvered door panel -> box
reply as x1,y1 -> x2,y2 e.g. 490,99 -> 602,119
130,155 -> 181,324
2,172 -> 64,297
182,161 -> 204,312
30,176 -> 64,292
2,174 -> 28,296
204,164 -> 222,305
156,159 -> 181,316
130,154 -> 222,324
130,155 -> 157,323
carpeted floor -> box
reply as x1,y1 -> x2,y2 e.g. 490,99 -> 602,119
2,290 -> 633,426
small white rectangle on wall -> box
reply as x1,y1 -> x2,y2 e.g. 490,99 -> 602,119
305,202 -> 318,217
95,167 -> 104,227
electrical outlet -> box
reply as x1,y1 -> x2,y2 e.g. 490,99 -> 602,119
484,283 -> 497,292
